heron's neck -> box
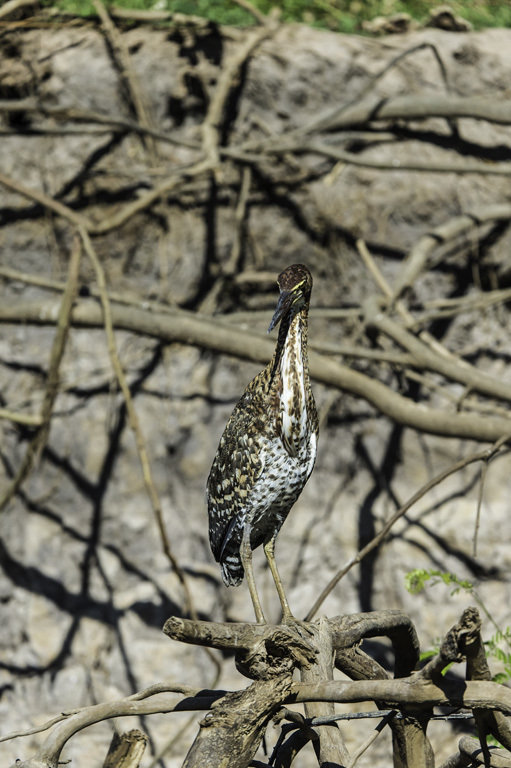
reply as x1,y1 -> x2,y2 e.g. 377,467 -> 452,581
273,306 -> 311,455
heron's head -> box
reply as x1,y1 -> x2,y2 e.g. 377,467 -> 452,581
268,264 -> 313,333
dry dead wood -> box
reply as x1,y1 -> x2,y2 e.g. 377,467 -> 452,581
2,297 -> 511,444
164,616 -> 317,679
102,729 -> 148,768
92,0 -> 159,164
182,675 -> 293,768
0,0 -> 36,20
7,608 -> 511,768
392,204 -> 511,300
439,736 -> 511,768
0,239 -> 80,512
366,306 -> 511,404
303,93 -> 511,135
10,690 -> 222,768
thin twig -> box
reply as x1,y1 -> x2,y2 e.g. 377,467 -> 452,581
357,239 -> 474,378
368,307 -> 511,404
3,297 -> 511,443
347,710 -> 397,768
305,434 -> 511,621
403,369 -> 511,420
473,461 -> 487,558
309,42 -> 451,135
227,164 -> 252,274
0,238 -> 81,513
199,165 -> 252,314
78,227 -> 195,619
410,286 -> 511,326
201,12 -> 278,165
144,713 -> 201,768
0,264 -> 179,315
92,0 -> 158,164
0,156 -> 216,235
0,408 -> 43,427
91,157 -> 214,234
0,99 -> 201,149
269,139 -> 511,176
0,713 -> 80,745
0,171 -> 92,230
0,683 -> 200,744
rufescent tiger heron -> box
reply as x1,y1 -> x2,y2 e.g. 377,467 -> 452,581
207,264 -> 318,623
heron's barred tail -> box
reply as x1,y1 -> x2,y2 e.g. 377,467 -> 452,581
221,556 -> 244,586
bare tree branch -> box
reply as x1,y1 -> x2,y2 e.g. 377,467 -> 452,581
2,298 -> 511,443
102,729 -> 148,768
0,238 -> 81,512
92,0 -> 159,164
307,93 -> 511,134
291,677 -> 511,715
439,736 -> 511,768
78,228 -> 198,623
366,306 -> 511,404
392,204 -> 511,300
201,11 -> 278,165
10,689 -> 222,768
0,171 -> 92,230
300,617 -> 351,766
346,710 -> 397,768
0,0 -> 36,20
182,675 -> 292,768
305,434 -> 510,620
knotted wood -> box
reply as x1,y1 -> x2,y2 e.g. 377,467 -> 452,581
182,675 -> 293,768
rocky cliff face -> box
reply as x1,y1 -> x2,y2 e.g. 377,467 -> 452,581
1,16 -> 511,767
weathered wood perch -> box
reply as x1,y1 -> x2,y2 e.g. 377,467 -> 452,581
164,609 -> 511,768
8,609 -> 511,768
164,616 -> 318,679
182,675 -> 293,768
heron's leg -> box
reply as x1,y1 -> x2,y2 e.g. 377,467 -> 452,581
263,535 -> 294,622
240,524 -> 266,624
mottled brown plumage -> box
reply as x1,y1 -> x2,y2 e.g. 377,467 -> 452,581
207,264 -> 318,623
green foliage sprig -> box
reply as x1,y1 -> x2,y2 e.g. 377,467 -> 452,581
405,568 -> 473,596
406,568 -> 511,685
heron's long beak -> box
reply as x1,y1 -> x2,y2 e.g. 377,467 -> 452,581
268,290 -> 293,333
